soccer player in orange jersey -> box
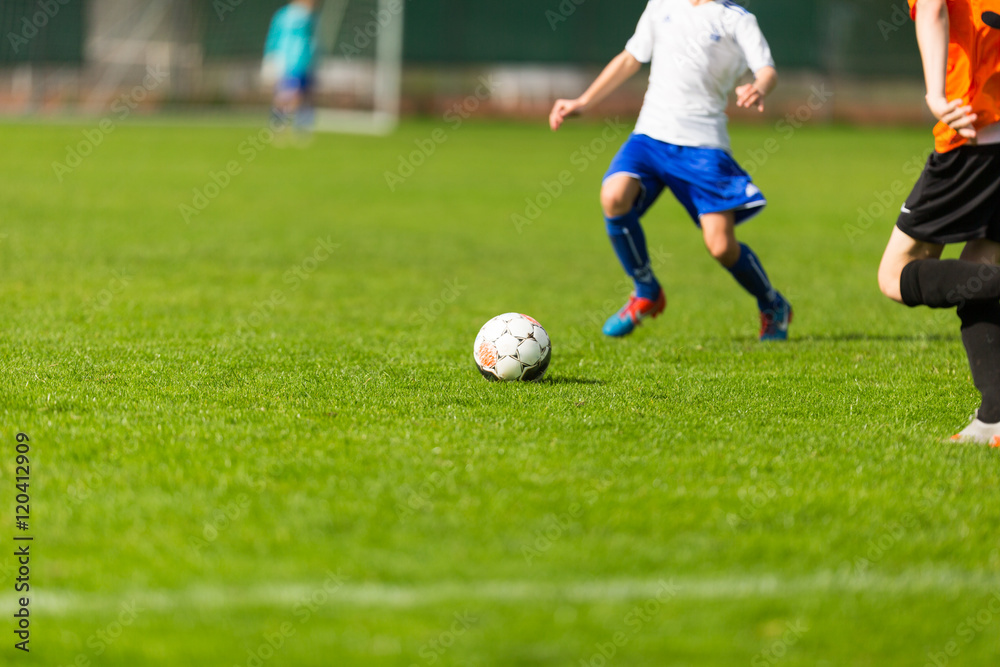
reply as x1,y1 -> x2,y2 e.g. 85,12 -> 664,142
877,0 -> 1000,444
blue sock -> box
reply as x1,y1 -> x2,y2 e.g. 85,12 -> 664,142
605,210 -> 661,300
727,243 -> 779,310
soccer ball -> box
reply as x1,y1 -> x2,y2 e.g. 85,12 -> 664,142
473,313 -> 551,382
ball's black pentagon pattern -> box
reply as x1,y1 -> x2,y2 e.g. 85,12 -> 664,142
473,313 -> 552,382
519,346 -> 551,382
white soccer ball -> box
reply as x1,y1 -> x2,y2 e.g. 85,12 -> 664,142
473,313 -> 551,382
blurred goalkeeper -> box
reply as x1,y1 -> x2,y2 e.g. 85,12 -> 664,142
263,0 -> 319,134
549,0 -> 791,340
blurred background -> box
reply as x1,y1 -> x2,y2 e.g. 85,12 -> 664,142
0,0 -> 929,130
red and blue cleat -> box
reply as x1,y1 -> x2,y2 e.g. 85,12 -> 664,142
602,289 -> 667,337
759,294 -> 793,341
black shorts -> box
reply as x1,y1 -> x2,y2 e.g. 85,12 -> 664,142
896,143 -> 1000,245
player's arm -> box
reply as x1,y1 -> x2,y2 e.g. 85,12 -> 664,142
549,51 -> 642,131
915,0 -> 977,138
731,13 -> 778,113
735,66 -> 777,112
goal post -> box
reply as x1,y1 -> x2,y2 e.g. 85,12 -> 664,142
312,0 -> 404,135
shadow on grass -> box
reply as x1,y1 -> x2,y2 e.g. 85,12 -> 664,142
723,332 -> 955,344
703,327 -> 961,349
787,333 -> 954,343
542,376 -> 604,386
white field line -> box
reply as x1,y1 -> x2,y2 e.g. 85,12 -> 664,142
34,568 -> 1000,617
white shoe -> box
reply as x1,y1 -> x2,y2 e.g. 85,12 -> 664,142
951,413 -> 1000,447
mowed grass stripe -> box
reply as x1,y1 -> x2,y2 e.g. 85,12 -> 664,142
36,568 -> 1000,616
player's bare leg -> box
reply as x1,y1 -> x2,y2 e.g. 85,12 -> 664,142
702,211 -> 791,341
700,211 -> 741,266
877,226 -> 944,303
600,174 -> 666,337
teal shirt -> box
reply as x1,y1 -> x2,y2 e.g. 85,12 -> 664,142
264,4 -> 317,78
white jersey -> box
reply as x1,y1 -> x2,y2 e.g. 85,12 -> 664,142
625,0 -> 774,151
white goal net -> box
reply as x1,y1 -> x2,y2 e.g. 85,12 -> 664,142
312,0 -> 404,134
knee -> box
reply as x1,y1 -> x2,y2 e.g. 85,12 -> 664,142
601,185 -> 635,218
704,233 -> 739,266
877,262 -> 903,303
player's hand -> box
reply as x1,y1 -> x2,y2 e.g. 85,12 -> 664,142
926,96 -> 978,138
735,83 -> 765,112
549,98 -> 586,131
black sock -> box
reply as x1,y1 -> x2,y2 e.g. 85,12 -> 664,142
900,259 -> 1000,308
958,301 -> 1000,423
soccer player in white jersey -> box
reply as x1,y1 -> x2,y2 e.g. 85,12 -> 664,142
550,0 -> 792,340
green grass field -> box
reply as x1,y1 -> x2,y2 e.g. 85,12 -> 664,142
2,118 -> 999,666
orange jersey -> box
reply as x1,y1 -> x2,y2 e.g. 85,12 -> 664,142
909,0 -> 1000,152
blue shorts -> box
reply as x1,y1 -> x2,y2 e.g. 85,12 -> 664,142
604,133 -> 767,226
277,74 -> 313,95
